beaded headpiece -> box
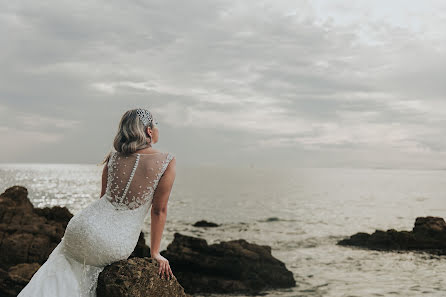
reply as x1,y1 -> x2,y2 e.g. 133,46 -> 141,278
136,108 -> 153,127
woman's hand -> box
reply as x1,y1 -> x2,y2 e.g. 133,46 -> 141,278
152,252 -> 174,280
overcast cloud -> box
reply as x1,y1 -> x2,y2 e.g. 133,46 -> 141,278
1,0 -> 446,169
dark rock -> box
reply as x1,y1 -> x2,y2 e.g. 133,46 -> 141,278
265,217 -> 280,222
413,216 -> 446,234
192,220 -> 220,227
160,232 -> 296,295
0,186 -> 33,211
8,263 -> 41,281
338,216 -> 446,255
0,263 -> 41,297
129,232 -> 151,258
1,185 -> 294,296
97,257 -> 191,297
0,186 -> 68,270
34,206 -> 73,226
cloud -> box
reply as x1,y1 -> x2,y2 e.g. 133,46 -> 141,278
0,0 -> 445,168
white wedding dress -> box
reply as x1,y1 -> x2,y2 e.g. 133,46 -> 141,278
18,150 -> 175,297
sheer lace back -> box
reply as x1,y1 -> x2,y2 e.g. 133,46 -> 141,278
105,151 -> 174,210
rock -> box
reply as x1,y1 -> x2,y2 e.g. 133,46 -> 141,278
8,263 -> 41,281
265,217 -> 280,222
338,216 -> 446,255
160,232 -> 296,295
0,186 -> 70,270
0,186 -> 33,211
0,263 -> 41,297
413,216 -> 446,234
129,232 -> 151,258
34,206 -> 73,226
0,185 -> 151,296
192,220 -> 220,227
0,185 -> 295,296
97,257 -> 191,297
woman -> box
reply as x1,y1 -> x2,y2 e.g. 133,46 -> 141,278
18,108 -> 177,297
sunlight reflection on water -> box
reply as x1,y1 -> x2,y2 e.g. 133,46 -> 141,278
1,163 -> 446,296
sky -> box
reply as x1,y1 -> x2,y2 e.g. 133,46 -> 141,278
1,0 -> 446,169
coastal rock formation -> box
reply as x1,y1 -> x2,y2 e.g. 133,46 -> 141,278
97,257 -> 191,297
0,263 -> 41,297
338,216 -> 446,255
0,186 -> 71,270
129,232 -> 152,259
0,185 -> 295,296
160,232 -> 296,295
192,220 -> 220,227
0,185 -> 151,297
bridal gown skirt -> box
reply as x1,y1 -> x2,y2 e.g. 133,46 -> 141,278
17,194 -> 150,297
17,239 -> 104,297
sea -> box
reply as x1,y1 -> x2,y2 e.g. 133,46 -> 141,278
1,163 -> 445,297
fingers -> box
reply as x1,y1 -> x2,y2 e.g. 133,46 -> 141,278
158,261 -> 166,278
168,265 -> 174,279
158,261 -> 165,278
158,261 -> 163,275
163,262 -> 171,280
158,260 -> 173,280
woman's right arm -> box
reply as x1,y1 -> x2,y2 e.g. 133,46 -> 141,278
150,157 -> 176,278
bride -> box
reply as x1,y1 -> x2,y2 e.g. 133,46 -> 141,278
18,108 -> 177,297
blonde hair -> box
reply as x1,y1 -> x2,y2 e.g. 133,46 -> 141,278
99,109 -> 154,166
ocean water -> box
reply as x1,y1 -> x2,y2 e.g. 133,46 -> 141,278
1,163 -> 445,297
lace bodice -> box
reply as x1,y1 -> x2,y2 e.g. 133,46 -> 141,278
105,151 -> 175,210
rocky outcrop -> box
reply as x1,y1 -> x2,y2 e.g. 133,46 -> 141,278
129,232 -> 151,259
99,231 -> 296,296
160,232 -> 296,295
338,216 -> 446,255
0,185 -> 72,296
0,186 -> 71,270
97,257 -> 191,297
192,220 -> 220,227
0,185 -> 151,297
0,185 -> 296,296
0,263 -> 41,297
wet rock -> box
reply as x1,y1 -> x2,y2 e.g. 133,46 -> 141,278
192,220 -> 220,227
160,232 -> 296,295
338,216 -> 446,255
97,257 -> 191,297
